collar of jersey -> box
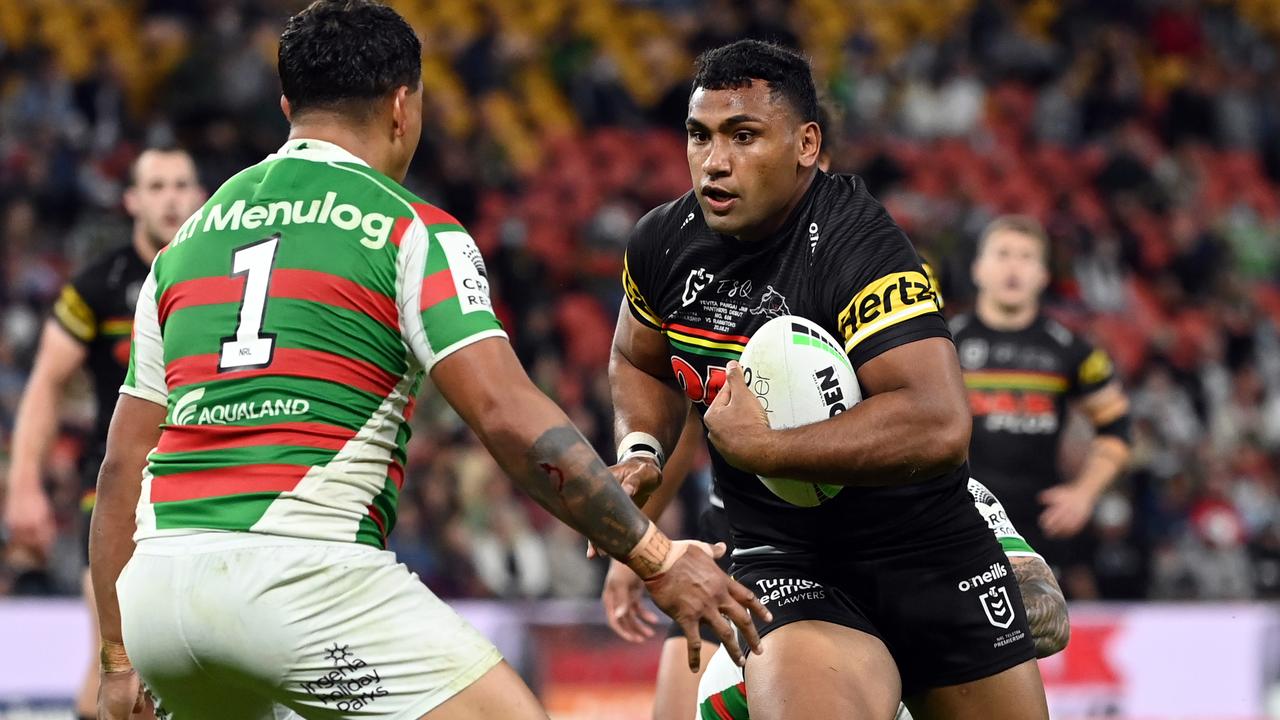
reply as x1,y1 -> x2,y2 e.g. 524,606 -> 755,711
269,138 -> 370,167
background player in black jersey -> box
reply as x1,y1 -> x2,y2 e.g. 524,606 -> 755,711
951,216 -> 1132,592
1,146 -> 204,720
611,40 -> 1048,720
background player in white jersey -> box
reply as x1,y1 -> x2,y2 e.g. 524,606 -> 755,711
1,147 -> 203,720
693,479 -> 1069,720
89,2 -> 767,719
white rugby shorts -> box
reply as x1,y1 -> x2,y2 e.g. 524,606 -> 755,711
118,533 -> 502,719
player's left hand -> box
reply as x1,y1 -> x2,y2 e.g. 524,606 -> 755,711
602,558 -> 660,642
97,668 -> 145,720
704,362 -> 774,475
1038,484 -> 1098,538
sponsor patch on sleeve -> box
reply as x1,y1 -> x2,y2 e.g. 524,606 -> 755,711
53,285 -> 97,342
1079,348 -> 1114,386
435,230 -> 493,315
836,270 -> 939,351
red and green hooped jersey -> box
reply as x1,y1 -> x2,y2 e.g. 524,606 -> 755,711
121,139 -> 505,548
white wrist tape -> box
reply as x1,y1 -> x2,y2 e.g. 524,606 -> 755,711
617,431 -> 666,467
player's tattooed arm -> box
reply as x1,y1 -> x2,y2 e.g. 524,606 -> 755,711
434,338 -> 772,668
1012,556 -> 1070,657
430,338 -> 655,558
523,425 -> 651,559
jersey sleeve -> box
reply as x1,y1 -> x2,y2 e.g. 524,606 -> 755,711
621,208 -> 667,331
1068,338 -> 1117,398
397,216 -> 506,373
967,479 -> 1040,558
51,271 -> 100,344
921,257 -> 944,311
120,268 -> 168,407
818,185 -> 949,370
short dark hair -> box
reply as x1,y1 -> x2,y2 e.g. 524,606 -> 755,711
278,0 -> 421,120
691,40 -> 819,123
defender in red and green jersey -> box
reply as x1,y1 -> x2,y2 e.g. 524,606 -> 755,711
94,5 -> 766,718
124,138 -> 504,549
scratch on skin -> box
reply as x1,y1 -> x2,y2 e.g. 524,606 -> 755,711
540,463 -> 566,493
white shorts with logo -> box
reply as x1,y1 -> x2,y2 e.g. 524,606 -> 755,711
118,533 -> 502,719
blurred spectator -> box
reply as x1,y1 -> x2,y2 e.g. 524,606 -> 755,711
471,497 -> 550,597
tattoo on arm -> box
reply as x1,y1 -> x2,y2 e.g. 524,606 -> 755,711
1013,558 -> 1071,658
538,463 -> 567,493
525,425 -> 650,559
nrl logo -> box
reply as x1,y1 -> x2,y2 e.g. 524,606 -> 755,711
980,586 -> 1014,629
682,268 -> 714,307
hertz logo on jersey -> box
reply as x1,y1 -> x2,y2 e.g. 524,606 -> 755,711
837,271 -> 939,352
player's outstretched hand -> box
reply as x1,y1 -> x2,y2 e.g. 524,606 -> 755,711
1038,484 -> 1097,538
98,668 -> 145,720
643,540 -> 771,671
602,558 -> 660,643
2,484 -> 55,561
704,361 -> 773,475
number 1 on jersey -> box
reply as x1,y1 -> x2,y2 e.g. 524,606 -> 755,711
219,235 -> 279,371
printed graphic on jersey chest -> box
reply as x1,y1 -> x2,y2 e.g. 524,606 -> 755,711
677,268 -> 791,329
960,337 -> 1067,435
666,265 -> 795,406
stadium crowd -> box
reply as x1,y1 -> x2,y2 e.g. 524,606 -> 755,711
3,0 -> 1280,602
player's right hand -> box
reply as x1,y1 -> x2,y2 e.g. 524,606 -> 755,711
2,483 -> 55,561
643,540 -> 771,671
611,457 -> 663,508
97,668 -> 145,720
602,558 -> 660,642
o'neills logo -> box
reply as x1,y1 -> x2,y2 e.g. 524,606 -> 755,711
174,191 -> 394,249
957,562 -> 1008,592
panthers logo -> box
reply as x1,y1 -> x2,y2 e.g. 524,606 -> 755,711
748,285 -> 791,318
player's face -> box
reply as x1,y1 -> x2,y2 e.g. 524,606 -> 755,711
125,152 -> 204,250
686,81 -> 819,241
972,229 -> 1048,311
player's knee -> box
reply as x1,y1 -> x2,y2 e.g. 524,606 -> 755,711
748,661 -> 898,720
